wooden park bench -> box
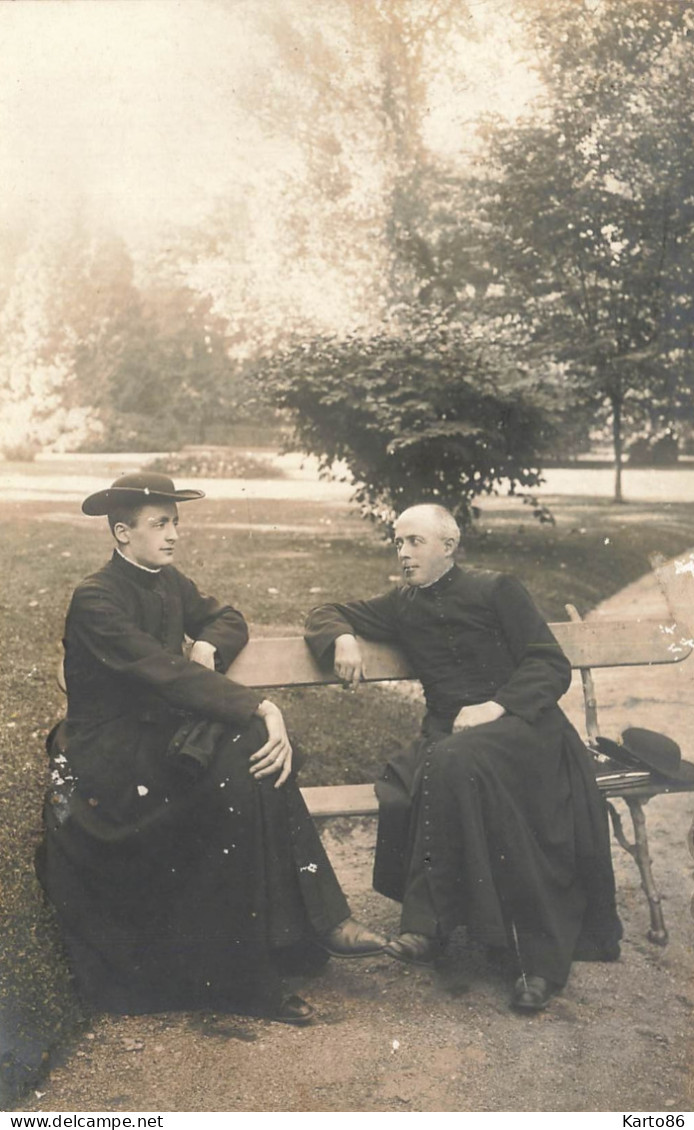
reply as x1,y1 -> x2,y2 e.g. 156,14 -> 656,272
226,606 -> 694,948
55,583 -> 694,946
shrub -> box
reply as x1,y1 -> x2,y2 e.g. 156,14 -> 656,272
628,432 -> 679,467
260,320 -> 555,526
77,412 -> 184,454
144,448 -> 285,479
1,442 -> 39,463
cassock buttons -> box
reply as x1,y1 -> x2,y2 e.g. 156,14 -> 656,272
422,742 -> 436,866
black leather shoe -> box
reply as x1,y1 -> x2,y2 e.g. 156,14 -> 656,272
319,917 -> 387,958
384,932 -> 442,966
511,975 -> 560,1012
269,995 -> 314,1026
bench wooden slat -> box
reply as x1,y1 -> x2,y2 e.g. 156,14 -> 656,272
301,783 -> 378,817
552,619 -> 692,667
226,637 -> 413,687
55,619 -> 691,694
300,772 -> 694,818
226,621 -> 692,688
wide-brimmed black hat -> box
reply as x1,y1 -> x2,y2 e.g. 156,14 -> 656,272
594,727 -> 694,784
82,472 -> 205,516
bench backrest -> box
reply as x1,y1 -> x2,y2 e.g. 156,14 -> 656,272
56,618 -> 692,695
225,619 -> 692,688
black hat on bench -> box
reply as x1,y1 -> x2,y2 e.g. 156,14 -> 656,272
82,472 -> 205,516
595,727 -> 694,784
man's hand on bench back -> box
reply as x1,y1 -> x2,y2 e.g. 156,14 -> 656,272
334,634 -> 365,688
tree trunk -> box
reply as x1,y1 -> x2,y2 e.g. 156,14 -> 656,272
612,393 -> 624,503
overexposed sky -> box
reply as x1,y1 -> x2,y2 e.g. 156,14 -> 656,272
2,2 -> 266,235
1,0 -> 300,244
0,0 -> 539,249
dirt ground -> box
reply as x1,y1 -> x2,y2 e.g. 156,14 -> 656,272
13,560 -> 694,1114
17,808 -> 694,1114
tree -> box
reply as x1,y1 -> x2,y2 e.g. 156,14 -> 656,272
173,0 -> 479,349
477,0 -> 694,500
261,315 -> 555,527
0,212 -> 253,453
110,286 -> 251,446
0,215 -> 108,454
242,1 -> 566,524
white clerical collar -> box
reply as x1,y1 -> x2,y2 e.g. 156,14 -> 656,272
116,548 -> 161,575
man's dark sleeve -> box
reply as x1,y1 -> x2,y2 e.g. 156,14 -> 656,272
490,574 -> 572,725
176,570 -> 250,670
69,582 -> 261,725
305,590 -> 401,662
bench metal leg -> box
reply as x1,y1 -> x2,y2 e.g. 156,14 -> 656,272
606,798 -> 668,946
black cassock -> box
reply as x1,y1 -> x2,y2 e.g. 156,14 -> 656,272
305,565 -> 621,986
37,551 -> 348,1016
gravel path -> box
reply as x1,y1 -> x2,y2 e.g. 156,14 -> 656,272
16,559 -> 694,1114
3,454 -> 694,506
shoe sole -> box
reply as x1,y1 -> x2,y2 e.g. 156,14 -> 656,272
511,997 -> 552,1012
384,945 -> 439,967
243,1009 -> 315,1026
320,945 -> 387,959
269,1013 -> 314,1026
511,986 -> 559,1012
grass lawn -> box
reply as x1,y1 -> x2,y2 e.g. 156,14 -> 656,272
3,491 -> 694,792
1,489 -> 693,1098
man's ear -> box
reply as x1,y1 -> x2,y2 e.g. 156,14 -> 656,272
113,521 -> 131,547
443,536 -> 456,557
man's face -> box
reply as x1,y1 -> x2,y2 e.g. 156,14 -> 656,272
393,510 -> 454,587
116,502 -> 179,569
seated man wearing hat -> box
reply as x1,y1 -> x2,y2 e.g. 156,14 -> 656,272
36,472 -> 385,1025
305,504 -> 623,1012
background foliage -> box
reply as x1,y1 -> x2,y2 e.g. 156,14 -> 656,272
262,316 -> 557,525
1,0 -> 694,508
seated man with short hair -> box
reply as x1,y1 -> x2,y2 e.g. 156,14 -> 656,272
37,472 -> 384,1025
305,503 -> 622,1012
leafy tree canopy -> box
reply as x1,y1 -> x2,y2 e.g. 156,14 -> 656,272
260,315 -> 556,526
475,0 -> 694,496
